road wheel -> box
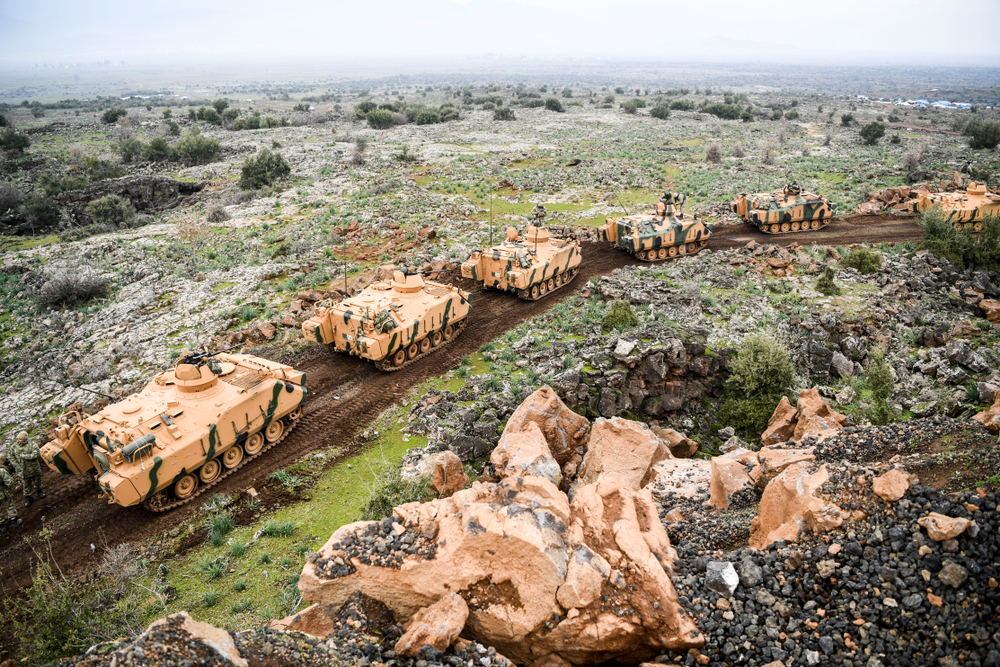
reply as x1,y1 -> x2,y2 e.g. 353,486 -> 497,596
199,459 -> 221,484
974,222 -> 983,231
781,223 -> 791,232
407,343 -> 419,360
811,220 -> 821,229
668,246 -> 678,257
392,349 -> 407,366
222,445 -> 244,469
687,242 -> 697,254
443,324 -> 456,341
174,473 -> 198,500
245,432 -> 265,455
954,222 -> 963,231
791,222 -> 800,232
770,224 -> 781,233
557,273 -> 565,286
655,248 -> 667,260
678,243 -> 687,255
546,278 -> 555,292
265,419 -> 284,442
431,330 -> 443,347
419,337 -> 432,354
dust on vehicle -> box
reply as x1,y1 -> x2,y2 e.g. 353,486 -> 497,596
302,271 -> 471,371
461,225 -> 583,300
909,181 -> 1000,230
598,191 -> 711,261
40,351 -> 307,511
731,182 -> 834,234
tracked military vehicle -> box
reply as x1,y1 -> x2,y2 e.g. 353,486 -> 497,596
302,271 -> 470,371
40,351 -> 307,511
462,225 -> 582,300
909,181 -> 1000,231
731,183 -> 834,234
598,191 -> 711,261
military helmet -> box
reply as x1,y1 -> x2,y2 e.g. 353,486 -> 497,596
0,453 -> 6,465
16,431 -> 28,442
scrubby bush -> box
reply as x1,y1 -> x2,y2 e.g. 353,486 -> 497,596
212,99 -> 229,114
144,137 -> 173,162
544,98 -> 564,112
0,128 -> 30,152
361,465 -> 431,521
919,209 -> 1000,271
890,134 -> 901,144
19,194 -> 61,230
86,195 -> 136,228
717,333 -> 796,436
840,113 -> 854,126
206,203 -> 229,222
83,156 -> 126,181
366,109 -> 395,129
964,118 -> 1000,150
650,104 -> 670,120
175,130 -> 221,165
842,247 -> 882,274
865,344 -> 896,425
239,148 -> 291,191
116,137 -> 145,163
622,99 -> 640,115
232,114 -> 261,131
733,144 -> 745,158
888,113 -> 901,123
101,108 -> 127,124
0,182 -> 24,212
771,107 -> 783,120
815,267 -> 842,296
705,141 -> 722,164
784,109 -> 800,120
40,172 -> 88,196
34,269 -> 110,308
415,110 -> 440,125
669,100 -> 696,111
196,107 -> 222,125
494,107 -> 516,121
859,121 -> 885,145
601,300 -> 639,331
703,103 -> 742,120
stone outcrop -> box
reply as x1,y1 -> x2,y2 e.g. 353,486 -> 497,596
577,417 -> 670,490
498,386 -> 591,480
57,175 -> 206,224
973,393 -> 1000,434
749,462 -> 846,549
761,389 -> 848,446
395,593 -> 470,657
652,427 -> 699,458
299,387 -> 704,665
707,450 -> 759,511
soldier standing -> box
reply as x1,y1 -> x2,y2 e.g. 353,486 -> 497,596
0,454 -> 21,533
530,203 -> 547,227
12,431 -> 44,507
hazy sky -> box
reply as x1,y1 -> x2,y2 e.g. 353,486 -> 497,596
2,0 -> 999,67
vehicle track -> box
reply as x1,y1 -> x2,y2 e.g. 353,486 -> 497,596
0,216 -> 924,593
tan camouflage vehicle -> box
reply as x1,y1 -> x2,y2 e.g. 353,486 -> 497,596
302,271 -> 470,370
461,225 -> 582,300
731,182 -> 834,234
598,192 -> 711,261
908,181 -> 1000,230
40,351 -> 307,511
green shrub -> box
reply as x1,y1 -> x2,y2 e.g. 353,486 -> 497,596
196,107 -> 222,125
415,110 -> 440,125
0,128 -> 30,152
40,173 -> 88,196
213,99 -> 229,114
771,107 -> 784,120
964,118 -> 1000,150
890,133 -> 901,144
116,137 -> 145,163
494,107 -> 516,121
361,466 -> 431,521
669,100 -> 696,111
703,103 -> 742,120
842,247 -> 883,274
239,148 -> 291,191
841,113 -> 854,126
544,98 -> 564,113
888,113 -> 901,122
859,121 -> 885,145
233,114 -> 261,131
438,103 -> 459,122
622,99 -> 640,115
201,589 -> 219,607
175,130 -> 222,165
145,137 -> 174,162
85,195 -> 136,228
601,300 -> 640,331
17,194 -> 60,231
915,207 -> 1000,270
229,542 -> 248,558
206,512 -> 234,546
650,105 -> 670,120
165,119 -> 181,136
717,333 -> 796,436
83,156 -> 126,181
815,267 -> 842,296
367,109 -> 395,129
785,110 -> 800,120
262,520 -> 295,537
865,344 -> 895,425
355,101 -> 378,119
101,108 -> 127,124
197,556 -> 226,580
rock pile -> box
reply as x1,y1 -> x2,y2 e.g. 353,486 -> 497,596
298,387 -> 705,665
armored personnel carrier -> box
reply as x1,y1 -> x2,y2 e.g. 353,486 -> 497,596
908,181 -> 1000,230
731,183 -> 834,234
302,271 -> 470,371
40,351 -> 307,511
461,225 -> 582,300
598,192 -> 711,261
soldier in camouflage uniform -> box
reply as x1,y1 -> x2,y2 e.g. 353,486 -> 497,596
0,453 -> 22,533
12,431 -> 44,507
530,203 -> 547,227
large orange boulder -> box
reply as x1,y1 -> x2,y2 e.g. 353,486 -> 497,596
872,468 -> 910,502
577,417 -> 671,490
760,396 -> 797,446
267,603 -> 335,637
500,386 -> 591,476
760,389 -> 847,446
492,420 -> 563,486
749,462 -> 846,549
980,298 -> 1000,324
757,446 -> 815,487
652,427 -> 699,458
707,450 -> 760,511
973,393 -> 1000,434
142,613 -> 247,667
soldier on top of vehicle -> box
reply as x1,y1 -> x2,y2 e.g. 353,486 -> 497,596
530,203 -> 547,226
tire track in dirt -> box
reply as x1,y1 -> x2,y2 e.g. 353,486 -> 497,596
0,217 -> 924,592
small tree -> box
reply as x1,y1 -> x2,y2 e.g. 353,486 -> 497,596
650,105 -> 670,120
561,87 -> 573,98
964,118 -> 1000,150
238,149 -> 291,191
367,109 -> 395,129
212,99 -> 229,115
622,99 -> 639,115
175,129 -> 221,166
144,137 -> 173,162
840,113 -> 854,126
493,107 -> 516,121
116,137 -> 145,163
601,300 -> 640,331
86,195 -> 136,228
771,107 -> 783,120
544,98 -> 564,113
865,344 -> 895,425
842,247 -> 882,274
859,121 -> 885,145
718,333 -> 797,436
0,128 -> 30,152
815,267 -> 842,296
415,111 -> 440,125
101,108 -> 127,124
784,109 -> 799,120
